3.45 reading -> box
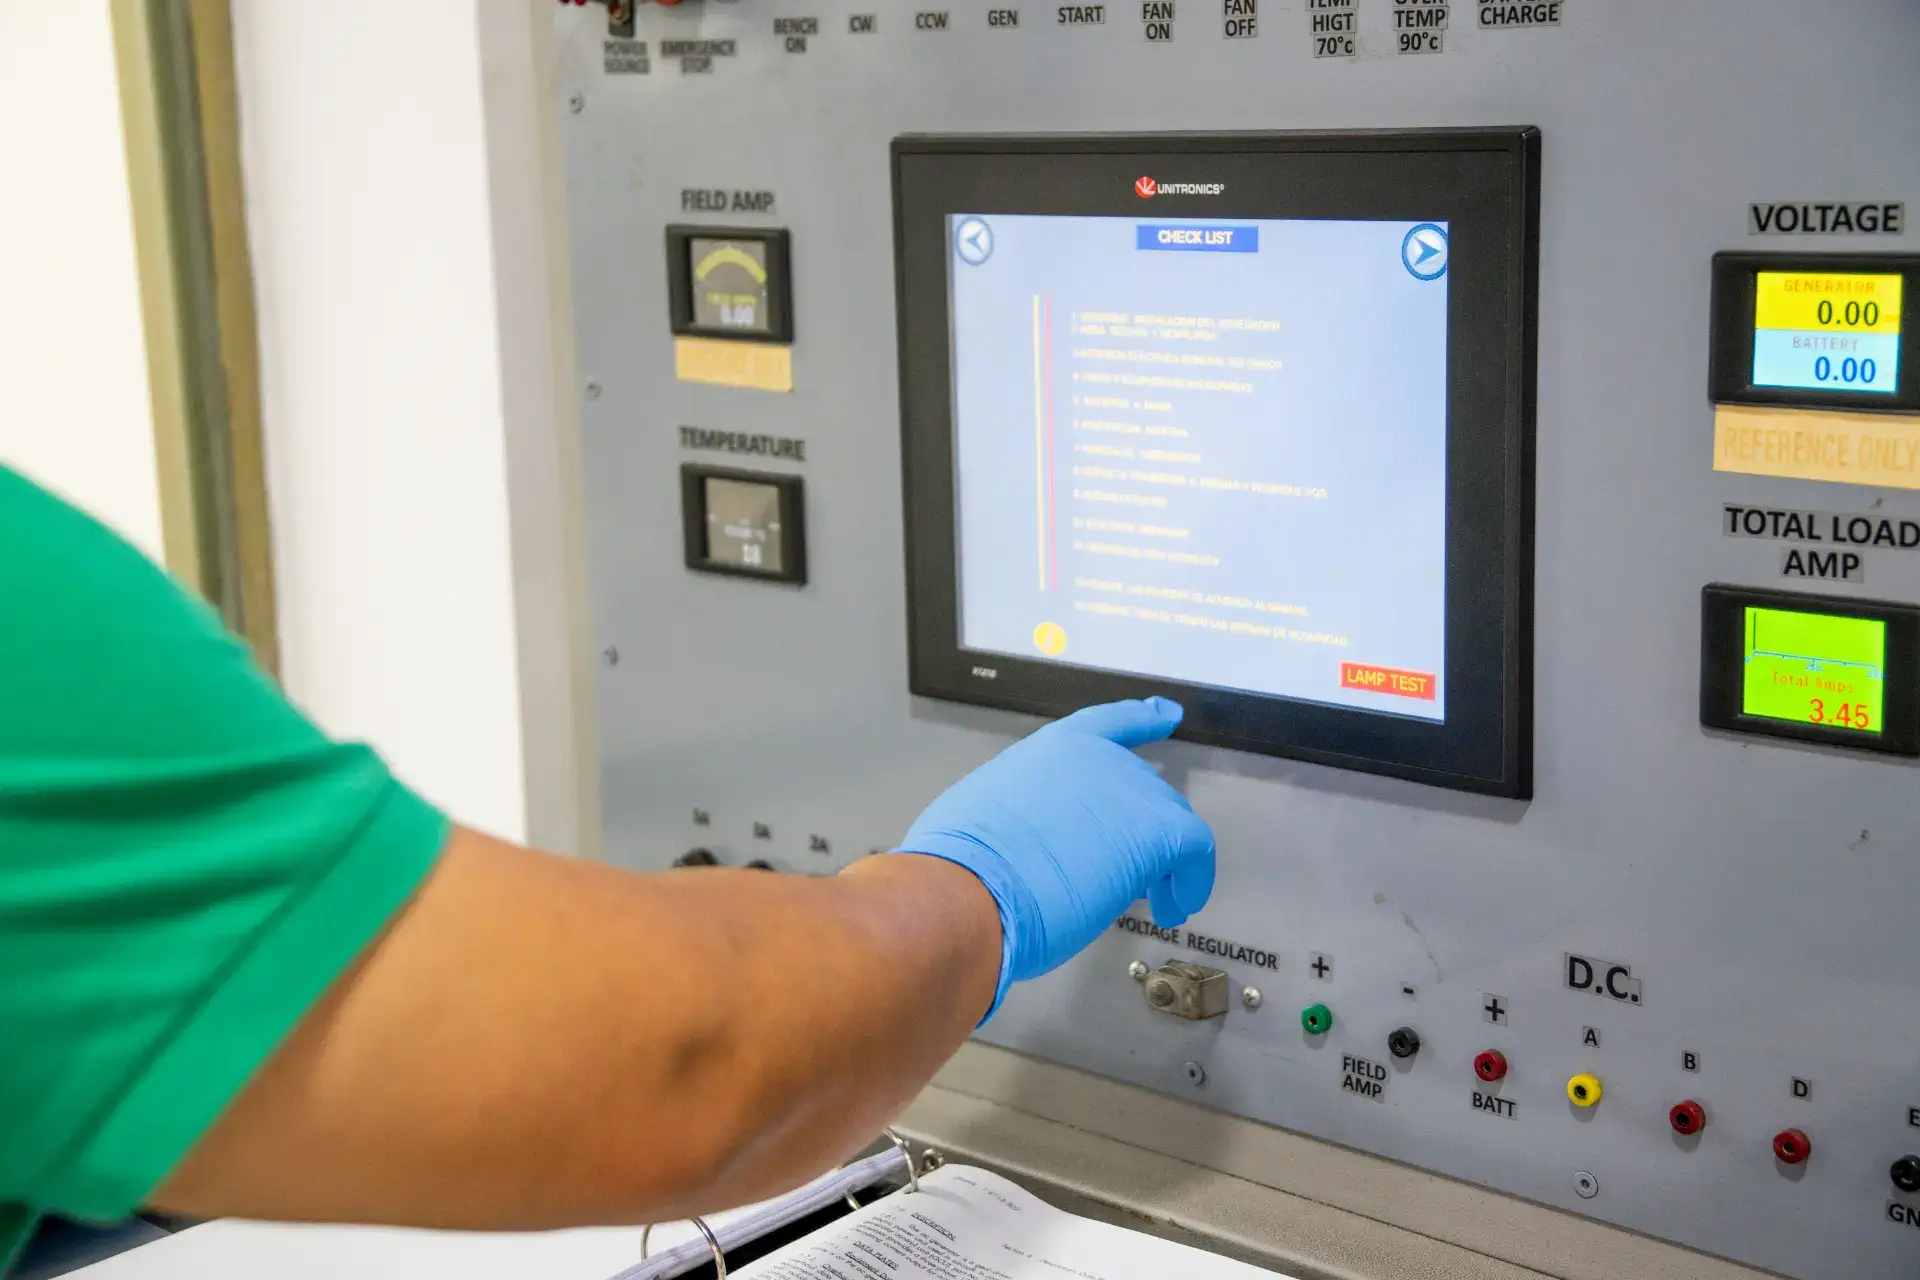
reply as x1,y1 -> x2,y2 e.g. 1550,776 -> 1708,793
1742,606 -> 1887,735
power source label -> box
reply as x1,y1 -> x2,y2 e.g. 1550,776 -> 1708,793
1566,952 -> 1643,1006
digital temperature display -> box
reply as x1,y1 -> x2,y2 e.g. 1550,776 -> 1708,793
1741,606 -> 1886,734
1750,271 -> 1903,395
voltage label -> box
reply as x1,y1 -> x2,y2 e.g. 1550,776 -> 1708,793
1750,203 -> 1905,236
1565,952 -> 1642,1006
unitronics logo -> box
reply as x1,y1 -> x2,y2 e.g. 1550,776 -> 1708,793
1136,176 -> 1226,197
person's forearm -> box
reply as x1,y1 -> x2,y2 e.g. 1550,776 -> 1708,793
152,827 -> 1000,1228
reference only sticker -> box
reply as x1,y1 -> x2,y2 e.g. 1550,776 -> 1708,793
1715,405 -> 1920,491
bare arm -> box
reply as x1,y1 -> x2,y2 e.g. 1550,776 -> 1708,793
151,826 -> 999,1229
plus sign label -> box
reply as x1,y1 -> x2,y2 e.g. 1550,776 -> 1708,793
1482,992 -> 1510,1025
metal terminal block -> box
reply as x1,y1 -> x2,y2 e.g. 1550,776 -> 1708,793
1141,961 -> 1229,1021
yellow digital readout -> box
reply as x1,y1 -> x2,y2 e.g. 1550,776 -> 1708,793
1755,272 -> 1903,335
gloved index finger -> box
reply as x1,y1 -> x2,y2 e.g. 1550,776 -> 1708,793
1056,696 -> 1185,749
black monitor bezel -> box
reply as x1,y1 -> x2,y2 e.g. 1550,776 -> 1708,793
1699,583 -> 1919,756
1708,251 -> 1919,414
893,130 -> 1539,797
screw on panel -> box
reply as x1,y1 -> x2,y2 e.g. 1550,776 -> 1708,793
1128,960 -> 1149,982
584,378 -> 602,400
1183,1061 -> 1206,1087
568,91 -> 585,114
603,646 -> 619,666
1241,986 -> 1262,1011
1572,1171 -> 1599,1200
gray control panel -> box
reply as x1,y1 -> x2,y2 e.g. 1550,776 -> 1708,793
554,4 -> 1920,1276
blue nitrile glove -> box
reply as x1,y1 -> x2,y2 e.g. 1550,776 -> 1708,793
896,697 -> 1216,1020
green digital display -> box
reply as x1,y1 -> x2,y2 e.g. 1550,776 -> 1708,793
1742,606 -> 1886,734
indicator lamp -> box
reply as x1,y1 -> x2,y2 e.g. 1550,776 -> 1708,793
1300,1003 -> 1333,1035
1891,1156 -> 1920,1194
1473,1050 -> 1508,1082
1387,1026 -> 1422,1060
1566,1073 -> 1603,1107
1773,1129 -> 1811,1165
1668,1101 -> 1707,1136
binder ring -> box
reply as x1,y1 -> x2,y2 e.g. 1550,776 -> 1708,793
639,1217 -> 728,1278
882,1129 -> 919,1194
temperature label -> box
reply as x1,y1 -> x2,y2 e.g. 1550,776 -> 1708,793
1307,0 -> 1357,57
1393,0 -> 1447,52
1752,272 -> 1903,395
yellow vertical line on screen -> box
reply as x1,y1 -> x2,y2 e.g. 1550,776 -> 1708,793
1034,293 -> 1047,592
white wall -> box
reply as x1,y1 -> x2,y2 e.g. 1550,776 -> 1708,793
0,0 -> 165,558
229,0 -> 593,849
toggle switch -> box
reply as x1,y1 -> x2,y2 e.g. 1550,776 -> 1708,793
1141,961 -> 1229,1021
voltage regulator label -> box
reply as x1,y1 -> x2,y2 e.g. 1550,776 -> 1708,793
1566,952 -> 1642,1006
1112,916 -> 1278,969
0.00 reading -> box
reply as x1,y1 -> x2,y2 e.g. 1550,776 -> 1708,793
1812,356 -> 1878,385
1817,298 -> 1881,328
